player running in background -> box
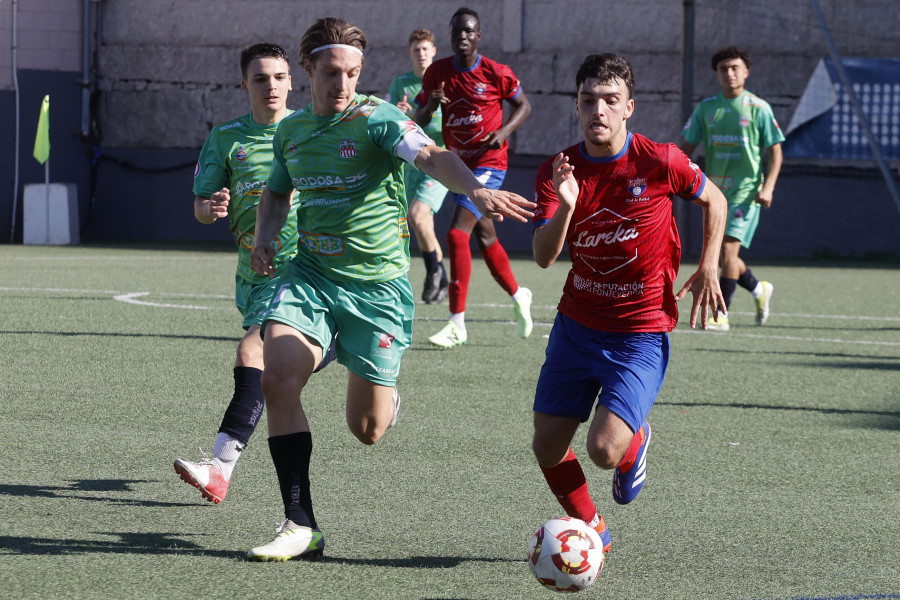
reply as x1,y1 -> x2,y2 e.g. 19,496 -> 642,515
531,54 -> 726,560
414,7 -> 534,348
174,43 -> 332,505
245,17 -> 534,562
680,46 -> 784,331
386,28 -> 450,304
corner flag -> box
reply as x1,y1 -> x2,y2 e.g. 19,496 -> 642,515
33,95 -> 50,164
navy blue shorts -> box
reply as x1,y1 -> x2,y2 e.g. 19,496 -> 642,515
533,313 -> 669,434
446,167 -> 506,220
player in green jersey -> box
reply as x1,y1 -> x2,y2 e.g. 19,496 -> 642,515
681,46 -> 784,331
244,17 -> 534,562
174,43 -> 333,505
386,28 -> 450,304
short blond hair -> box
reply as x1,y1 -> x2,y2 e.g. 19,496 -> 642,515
408,28 -> 434,47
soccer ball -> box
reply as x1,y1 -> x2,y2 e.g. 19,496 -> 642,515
528,517 -> 605,593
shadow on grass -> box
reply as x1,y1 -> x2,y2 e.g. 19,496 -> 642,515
654,401 -> 900,420
316,555 -> 521,568
0,480 -> 198,508
689,347 -> 900,363
0,329 -> 237,343
0,532 -> 240,559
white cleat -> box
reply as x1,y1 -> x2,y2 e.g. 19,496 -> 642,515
513,287 -> 534,339
755,281 -> 774,326
247,520 -> 325,562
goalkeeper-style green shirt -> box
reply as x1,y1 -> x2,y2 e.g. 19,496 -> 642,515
681,91 -> 785,204
267,94 -> 432,283
193,112 -> 299,283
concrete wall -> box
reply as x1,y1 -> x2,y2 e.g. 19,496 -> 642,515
1,0 -> 899,255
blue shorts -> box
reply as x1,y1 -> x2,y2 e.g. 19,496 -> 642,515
446,167 -> 506,220
533,313 -> 669,434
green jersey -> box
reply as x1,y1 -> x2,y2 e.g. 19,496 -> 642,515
268,94 -> 432,283
387,70 -> 443,146
682,91 -> 785,204
193,112 -> 299,284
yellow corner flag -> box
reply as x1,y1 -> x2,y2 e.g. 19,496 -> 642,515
33,95 -> 50,164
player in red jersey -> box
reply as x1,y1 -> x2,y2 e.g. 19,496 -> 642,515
414,7 -> 534,348
530,54 -> 727,558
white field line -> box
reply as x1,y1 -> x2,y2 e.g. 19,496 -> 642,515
2,287 -> 899,348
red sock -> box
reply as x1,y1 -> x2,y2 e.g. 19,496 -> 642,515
447,228 -> 472,314
539,448 -> 598,523
617,425 -> 646,473
480,240 -> 518,295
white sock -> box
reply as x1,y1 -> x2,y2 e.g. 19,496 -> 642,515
511,287 -> 528,303
213,433 -> 245,480
449,312 -> 465,329
751,282 -> 763,298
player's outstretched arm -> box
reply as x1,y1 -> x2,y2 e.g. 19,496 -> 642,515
675,179 -> 727,329
250,186 -> 292,278
414,144 -> 534,222
194,188 -> 230,224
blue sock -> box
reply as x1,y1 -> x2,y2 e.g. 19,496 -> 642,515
720,277 -> 738,310
737,268 -> 759,292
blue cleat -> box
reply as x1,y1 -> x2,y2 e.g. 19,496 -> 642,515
612,421 -> 651,505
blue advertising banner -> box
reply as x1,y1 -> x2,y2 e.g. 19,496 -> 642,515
784,58 -> 900,160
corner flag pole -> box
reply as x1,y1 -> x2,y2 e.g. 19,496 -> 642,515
32,94 -> 51,243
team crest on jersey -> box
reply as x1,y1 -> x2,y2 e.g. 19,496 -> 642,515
235,145 -> 247,162
288,142 -> 299,154
473,82 -> 487,96
739,117 -> 750,128
339,139 -> 357,158
627,178 -> 648,197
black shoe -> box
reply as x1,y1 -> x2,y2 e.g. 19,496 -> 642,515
422,266 -> 443,303
430,280 -> 448,304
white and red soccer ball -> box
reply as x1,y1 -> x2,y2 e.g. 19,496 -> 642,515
528,517 -> 605,593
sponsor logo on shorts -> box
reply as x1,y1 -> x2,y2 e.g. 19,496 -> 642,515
379,333 -> 395,349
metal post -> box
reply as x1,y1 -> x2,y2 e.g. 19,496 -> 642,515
809,0 -> 900,215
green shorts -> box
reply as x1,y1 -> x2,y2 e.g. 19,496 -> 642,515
724,195 -> 761,248
262,260 -> 414,386
235,275 -> 282,330
405,165 -> 448,214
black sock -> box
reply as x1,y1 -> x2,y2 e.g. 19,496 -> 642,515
217,366 -> 264,445
737,268 -> 759,292
268,432 -> 316,528
720,277 -> 738,310
439,261 -> 447,285
422,250 -> 439,273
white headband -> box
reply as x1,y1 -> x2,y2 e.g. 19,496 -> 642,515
310,44 -> 363,56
